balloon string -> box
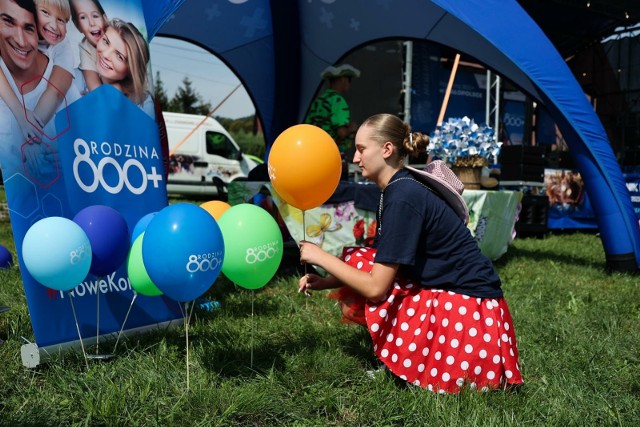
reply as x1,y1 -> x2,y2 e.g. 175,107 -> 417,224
69,293 -> 89,369
302,210 -> 310,307
302,209 -> 307,275
188,297 -> 196,325
250,290 -> 254,368
113,292 -> 137,354
177,301 -> 185,318
185,301 -> 190,391
95,278 -> 100,354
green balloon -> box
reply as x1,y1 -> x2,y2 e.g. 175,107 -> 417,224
218,203 -> 284,289
127,234 -> 163,296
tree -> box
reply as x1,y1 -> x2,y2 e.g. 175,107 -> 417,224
153,71 -> 170,111
168,77 -> 212,115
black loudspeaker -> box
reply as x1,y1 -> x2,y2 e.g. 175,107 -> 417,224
499,146 -> 546,182
516,194 -> 548,236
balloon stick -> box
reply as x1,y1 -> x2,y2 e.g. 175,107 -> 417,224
95,280 -> 100,354
112,292 -> 138,354
184,301 -> 195,391
302,210 -> 311,305
184,302 -> 189,390
250,290 -> 255,368
69,293 -> 89,369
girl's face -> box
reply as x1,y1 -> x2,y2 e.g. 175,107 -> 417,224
353,124 -> 387,182
73,0 -> 106,47
37,4 -> 68,45
96,26 -> 129,83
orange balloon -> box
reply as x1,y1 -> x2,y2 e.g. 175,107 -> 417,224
268,124 -> 342,210
200,200 -> 231,220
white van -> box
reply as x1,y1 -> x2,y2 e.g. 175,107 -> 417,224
162,112 -> 259,197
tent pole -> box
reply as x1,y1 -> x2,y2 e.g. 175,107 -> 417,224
168,83 -> 242,157
485,69 -> 491,126
437,53 -> 461,125
403,41 -> 413,124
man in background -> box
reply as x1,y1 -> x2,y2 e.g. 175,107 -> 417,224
305,64 -> 360,179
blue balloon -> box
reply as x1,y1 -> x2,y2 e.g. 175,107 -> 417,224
0,244 -> 12,268
131,212 -> 158,244
22,217 -> 92,291
73,205 -> 130,276
142,203 -> 224,302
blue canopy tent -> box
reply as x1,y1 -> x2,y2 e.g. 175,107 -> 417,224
142,0 -> 640,272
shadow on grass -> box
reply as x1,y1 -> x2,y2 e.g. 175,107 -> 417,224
145,296 -> 380,378
194,325 -> 379,378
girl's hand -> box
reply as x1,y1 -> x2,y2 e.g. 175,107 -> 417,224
299,241 -> 325,266
298,273 -> 325,295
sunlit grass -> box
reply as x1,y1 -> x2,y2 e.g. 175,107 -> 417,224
1,221 -> 639,426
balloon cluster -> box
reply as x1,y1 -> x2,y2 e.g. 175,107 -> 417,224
19,123 -> 339,302
20,200 -> 284,301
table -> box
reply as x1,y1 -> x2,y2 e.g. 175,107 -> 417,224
228,181 -> 522,261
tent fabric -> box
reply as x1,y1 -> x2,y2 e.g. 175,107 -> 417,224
142,0 -> 640,271
433,0 -> 640,267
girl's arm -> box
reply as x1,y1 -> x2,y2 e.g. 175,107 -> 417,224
0,68 -> 42,139
33,65 -> 72,127
299,241 -> 398,301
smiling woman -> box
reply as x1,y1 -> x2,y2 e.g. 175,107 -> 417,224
95,18 -> 150,105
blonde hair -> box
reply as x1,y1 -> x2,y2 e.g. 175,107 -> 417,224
108,19 -> 150,105
361,113 -> 429,160
36,0 -> 71,22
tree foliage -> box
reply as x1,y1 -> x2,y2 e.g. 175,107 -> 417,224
153,71 -> 170,112
167,77 -> 212,115
155,72 -> 264,156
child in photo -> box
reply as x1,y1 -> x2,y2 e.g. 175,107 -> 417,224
70,0 -> 107,93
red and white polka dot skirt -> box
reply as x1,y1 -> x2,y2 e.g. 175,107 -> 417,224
339,246 -> 524,393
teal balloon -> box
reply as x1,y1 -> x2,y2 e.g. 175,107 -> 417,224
22,217 -> 92,291
127,233 -> 162,297
217,203 -> 283,289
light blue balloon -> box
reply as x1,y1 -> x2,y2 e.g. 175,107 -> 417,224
131,212 -> 158,245
22,217 -> 92,291
141,203 -> 224,302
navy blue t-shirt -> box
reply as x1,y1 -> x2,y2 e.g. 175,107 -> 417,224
374,169 -> 503,298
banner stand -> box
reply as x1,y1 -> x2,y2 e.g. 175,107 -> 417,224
20,319 -> 183,368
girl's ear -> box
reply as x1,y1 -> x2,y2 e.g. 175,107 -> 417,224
381,141 -> 394,159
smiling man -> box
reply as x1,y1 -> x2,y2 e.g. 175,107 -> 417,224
0,0 -> 57,178
0,0 -> 48,92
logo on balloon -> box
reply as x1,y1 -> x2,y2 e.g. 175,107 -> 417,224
186,252 -> 223,273
70,244 -> 90,265
245,242 -> 280,264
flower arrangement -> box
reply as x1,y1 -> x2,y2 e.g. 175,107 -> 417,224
427,117 -> 502,168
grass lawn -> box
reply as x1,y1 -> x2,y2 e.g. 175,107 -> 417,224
0,216 -> 639,426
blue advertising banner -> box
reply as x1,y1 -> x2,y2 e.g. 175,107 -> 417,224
0,0 -> 181,348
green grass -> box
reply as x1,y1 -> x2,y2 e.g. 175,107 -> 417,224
1,220 -> 639,426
